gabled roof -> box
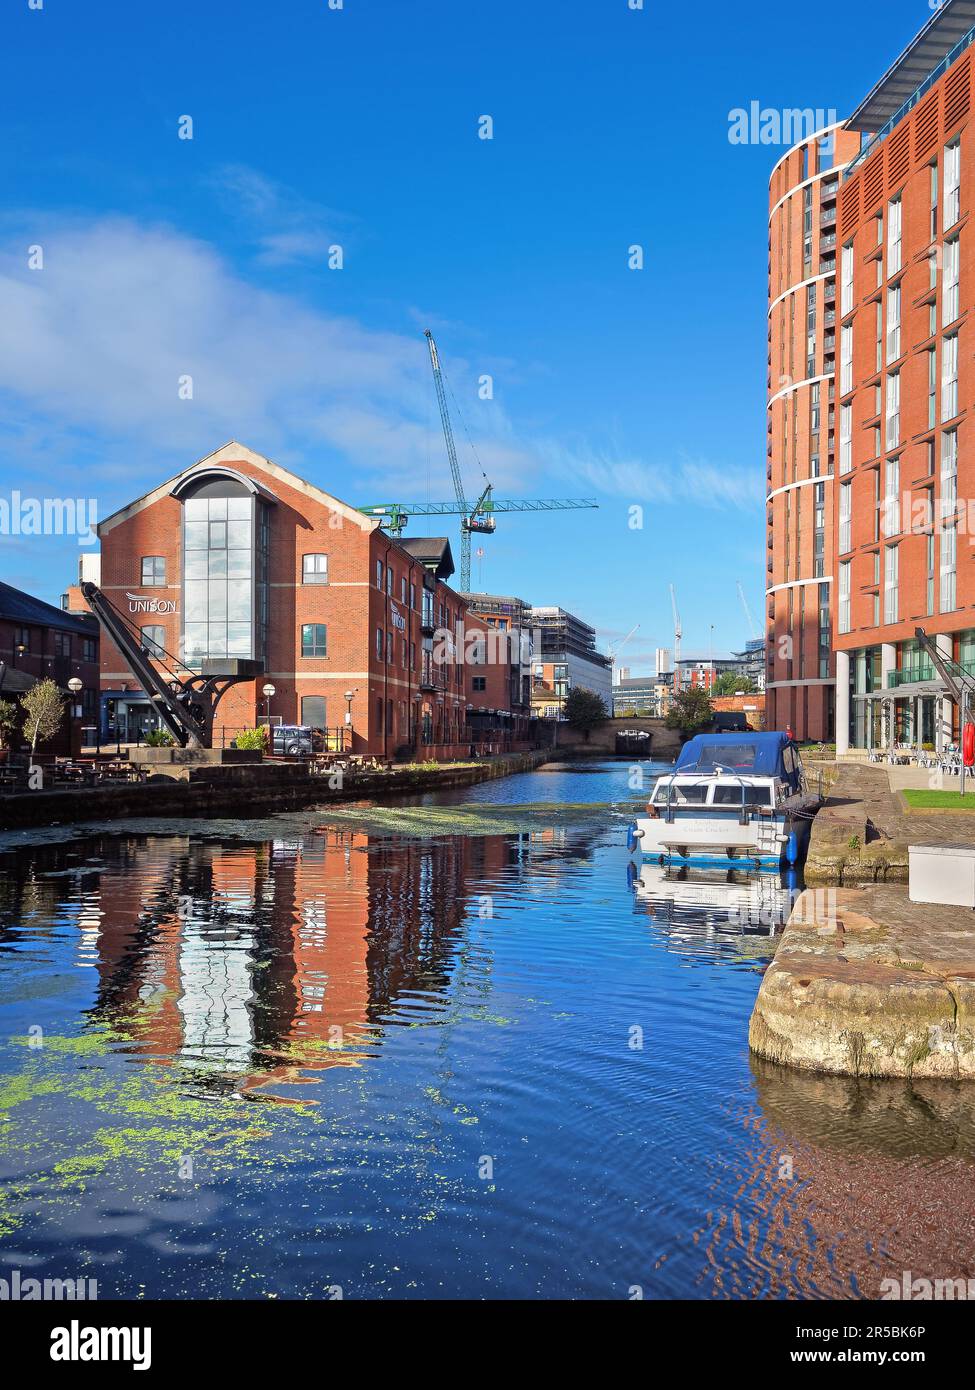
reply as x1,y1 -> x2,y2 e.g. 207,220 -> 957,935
0,581 -> 98,635
399,536 -> 455,580
97,441 -> 380,536
0,665 -> 38,694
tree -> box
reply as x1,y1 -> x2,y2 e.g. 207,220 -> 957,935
20,679 -> 65,755
0,698 -> 18,750
665,686 -> 714,736
563,686 -> 608,739
712,671 -> 755,696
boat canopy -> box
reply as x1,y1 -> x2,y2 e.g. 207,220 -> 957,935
673,733 -> 801,791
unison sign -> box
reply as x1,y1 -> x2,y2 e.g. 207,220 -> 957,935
126,592 -> 176,615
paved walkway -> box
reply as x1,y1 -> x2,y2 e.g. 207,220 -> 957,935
753,762 -> 975,1078
805,762 -> 975,883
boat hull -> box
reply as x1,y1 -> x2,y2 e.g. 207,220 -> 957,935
628,808 -> 813,868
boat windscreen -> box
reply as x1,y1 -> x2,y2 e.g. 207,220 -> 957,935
652,783 -> 709,804
712,784 -> 773,807
679,741 -> 762,773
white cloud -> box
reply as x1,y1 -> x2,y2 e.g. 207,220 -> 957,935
0,216 -> 536,499
209,165 -> 345,267
0,213 -> 760,523
540,441 -> 762,511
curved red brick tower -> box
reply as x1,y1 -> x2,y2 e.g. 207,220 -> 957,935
766,122 -> 861,741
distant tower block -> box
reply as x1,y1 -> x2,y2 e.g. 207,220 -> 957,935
654,648 -> 671,676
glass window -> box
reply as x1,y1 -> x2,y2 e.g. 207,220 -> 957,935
884,545 -> 899,625
840,402 -> 852,473
301,624 -> 327,658
885,371 -> 900,449
839,561 -> 851,634
712,785 -> 773,807
887,196 -> 902,276
943,236 -> 960,326
653,782 -> 709,805
840,322 -> 853,394
226,520 -> 250,550
945,139 -> 961,230
886,284 -> 901,363
839,480 -> 852,554
141,556 -> 166,586
303,553 -> 328,584
942,333 -> 959,420
181,487 -> 259,669
140,625 -> 165,658
840,242 -> 854,315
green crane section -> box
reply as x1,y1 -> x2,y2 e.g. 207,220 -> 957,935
358,492 -> 599,550
365,330 -> 597,590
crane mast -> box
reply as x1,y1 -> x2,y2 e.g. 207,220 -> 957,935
737,581 -> 758,641
425,329 -> 487,591
417,331 -> 599,589
669,584 -> 682,694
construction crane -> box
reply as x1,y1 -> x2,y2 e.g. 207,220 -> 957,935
737,581 -> 759,641
413,330 -> 598,589
669,584 -> 682,693
359,495 -> 598,541
424,329 -> 492,591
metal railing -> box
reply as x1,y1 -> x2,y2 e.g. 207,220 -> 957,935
845,20 -> 975,180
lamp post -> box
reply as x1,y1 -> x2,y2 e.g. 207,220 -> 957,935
67,677 -> 83,759
262,682 -> 275,734
344,689 -> 356,751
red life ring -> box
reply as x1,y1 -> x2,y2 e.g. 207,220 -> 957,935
964,723 -> 975,768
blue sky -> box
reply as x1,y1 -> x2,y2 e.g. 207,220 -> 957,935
0,0 -> 933,672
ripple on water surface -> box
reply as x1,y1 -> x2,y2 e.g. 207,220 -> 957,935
0,760 -> 974,1298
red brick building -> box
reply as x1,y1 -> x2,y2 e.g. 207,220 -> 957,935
460,592 -> 533,746
832,0 -> 975,752
767,0 -> 975,750
0,581 -> 100,752
85,442 -> 480,758
767,121 -> 862,740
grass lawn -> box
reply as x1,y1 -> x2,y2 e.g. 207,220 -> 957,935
902,788 -> 975,810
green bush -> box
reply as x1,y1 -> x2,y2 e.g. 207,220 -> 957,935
234,727 -> 268,751
144,729 -> 174,747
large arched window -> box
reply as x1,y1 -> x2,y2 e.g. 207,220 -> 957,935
172,469 -> 271,669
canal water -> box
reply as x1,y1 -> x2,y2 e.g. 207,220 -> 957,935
1,758 -> 974,1300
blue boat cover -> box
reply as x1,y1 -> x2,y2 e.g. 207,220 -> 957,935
674,732 -> 800,790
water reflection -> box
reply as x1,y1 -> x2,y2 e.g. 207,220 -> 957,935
628,860 -> 797,959
0,826 -> 606,1099
2,768 -> 975,1299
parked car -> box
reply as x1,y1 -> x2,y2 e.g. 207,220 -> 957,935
271,724 -> 314,757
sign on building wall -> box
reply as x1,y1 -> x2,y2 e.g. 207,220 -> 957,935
126,593 -> 177,615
